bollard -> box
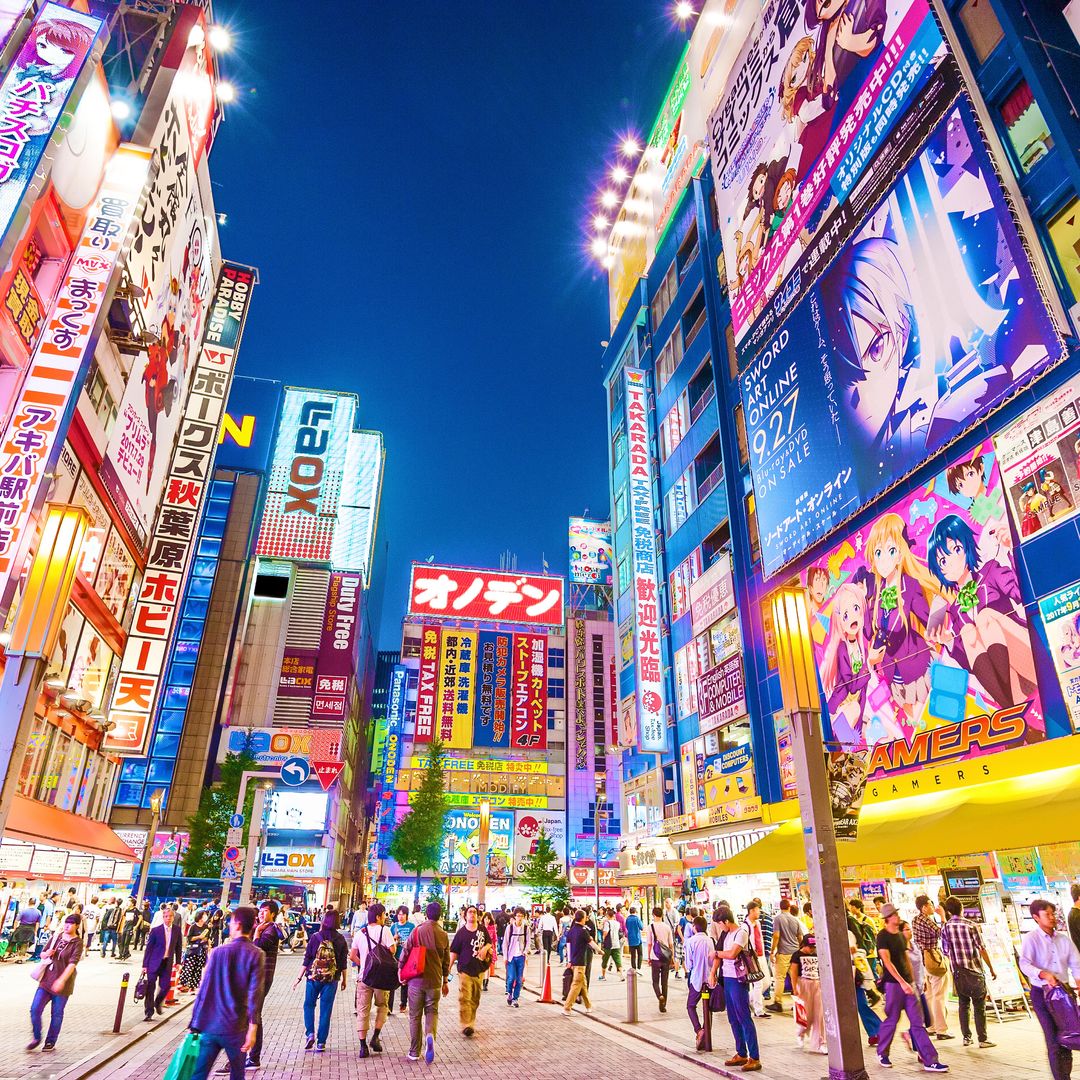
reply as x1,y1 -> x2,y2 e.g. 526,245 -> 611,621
113,971 -> 129,1033
625,967 -> 639,1023
701,986 -> 714,1052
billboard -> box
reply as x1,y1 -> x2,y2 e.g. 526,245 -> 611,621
311,570 -> 362,721
259,846 -> 329,879
375,664 -> 407,858
439,807 -> 514,878
1038,582 -> 1080,732
0,4 -> 102,247
993,373 -> 1080,541
513,811 -> 566,875
330,430 -> 383,584
742,98 -> 1064,577
0,145 -> 151,603
414,624 -> 441,744
571,618 -> 587,769
624,368 -> 666,751
569,518 -> 612,586
697,652 -> 747,733
474,630 -> 511,749
436,629 -> 476,750
255,388 -> 356,562
408,564 -> 564,627
510,632 -> 547,750
689,553 -> 735,635
217,376 -> 282,473
278,650 -> 316,698
217,726 -> 340,765
806,438 -> 1045,777
107,264 -> 256,754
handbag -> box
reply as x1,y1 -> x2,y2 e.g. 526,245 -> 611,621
708,981 -> 726,1012
163,1031 -> 201,1080
922,947 -> 947,977
29,933 -> 59,983
650,927 -> 673,965
399,926 -> 428,982
794,995 -> 808,1029
134,972 -> 148,1002
730,931 -> 765,984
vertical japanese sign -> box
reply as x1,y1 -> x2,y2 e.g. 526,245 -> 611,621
414,624 -> 440,745
474,631 -> 511,749
0,4 -> 102,247
436,630 -> 475,750
624,367 -> 665,751
511,632 -> 547,750
0,145 -> 150,603
278,650 -> 316,699
573,618 -> 587,770
376,664 -> 407,858
311,570 -> 361,721
106,262 -> 256,754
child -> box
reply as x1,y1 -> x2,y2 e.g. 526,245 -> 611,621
790,935 -> 827,1054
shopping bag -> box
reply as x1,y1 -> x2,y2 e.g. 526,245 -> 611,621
562,965 -> 575,999
1045,985 -> 1080,1051
134,973 -> 148,1002
794,995 -> 808,1030
163,1031 -> 201,1080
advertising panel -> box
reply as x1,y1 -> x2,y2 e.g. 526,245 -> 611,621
474,630 -> 511,749
217,726 -> 339,766
439,807 -> 514,877
414,624 -> 440,745
743,98 -> 1064,577
408,563 -> 564,627
436,629 -> 476,750
624,367 -> 665,751
376,664 -> 407,858
217,376 -> 282,473
513,811 -> 566,875
107,264 -> 256,754
259,846 -> 329,879
510,631 -> 547,750
254,388 -> 356,562
571,618 -> 587,769
1037,582 -> 1080,731
0,145 -> 150,602
569,517 -> 612,586
0,4 -> 102,246
267,792 -> 329,831
993,374 -> 1080,540
806,438 -> 1045,778
278,650 -> 316,699
697,652 -> 747,733
697,739 -> 758,815
311,570 -> 361,721
331,430 -> 383,584
689,553 -> 735,635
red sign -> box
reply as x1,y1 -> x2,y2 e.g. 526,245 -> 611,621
511,632 -> 547,750
408,564 -> 564,627
414,625 -> 441,745
313,761 -> 344,790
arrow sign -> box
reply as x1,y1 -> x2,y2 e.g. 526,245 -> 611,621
280,756 -> 311,787
229,813 -> 245,829
312,760 -> 344,790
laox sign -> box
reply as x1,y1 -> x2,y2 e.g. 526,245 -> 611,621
286,401 -> 334,514
261,851 -> 317,869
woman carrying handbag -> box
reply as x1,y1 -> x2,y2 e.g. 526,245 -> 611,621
27,912 -> 83,1051
647,906 -> 675,1012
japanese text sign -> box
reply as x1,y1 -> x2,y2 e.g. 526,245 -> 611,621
437,629 -> 476,750
311,570 -> 361,721
474,631 -> 511,749
408,563 -> 564,627
376,664 -> 407,857
413,624 -> 441,745
690,553 -> 735,635
573,618 -> 588,770
511,632 -> 547,750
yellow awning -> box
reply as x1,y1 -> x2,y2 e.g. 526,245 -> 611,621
717,758 -> 1080,876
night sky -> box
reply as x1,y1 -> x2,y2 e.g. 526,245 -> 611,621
211,2 -> 687,649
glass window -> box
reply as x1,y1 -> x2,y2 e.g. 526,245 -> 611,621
669,548 -> 703,622
617,551 -> 631,595
665,465 -> 698,535
548,678 -> 565,699
957,0 -> 1004,62
612,427 -> 627,466
659,393 -> 689,461
746,493 -> 760,565
1000,80 -> 1052,174
1048,197 -> 1080,304
656,328 -> 684,392
615,485 -> 628,526
650,262 -> 678,328
673,641 -> 700,720
548,647 -> 565,668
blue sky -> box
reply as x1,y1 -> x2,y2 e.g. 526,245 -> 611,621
212,2 -> 687,649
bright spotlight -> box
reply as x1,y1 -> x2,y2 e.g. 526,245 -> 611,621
675,1 -> 695,20
621,137 -> 641,156
593,215 -> 609,232
208,25 -> 232,51
611,165 -> 630,184
216,81 -> 237,104
110,100 -> 132,121
590,237 -> 607,259
600,189 -> 618,209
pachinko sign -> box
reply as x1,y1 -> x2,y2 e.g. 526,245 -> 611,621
624,367 -> 665,751
806,438 -> 1045,778
742,97 -> 1064,577
0,145 -> 151,604
510,632 -> 547,750
408,563 -> 564,627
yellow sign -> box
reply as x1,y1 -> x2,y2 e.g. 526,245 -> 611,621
436,630 -> 476,750
410,791 -> 550,810
409,756 -> 548,774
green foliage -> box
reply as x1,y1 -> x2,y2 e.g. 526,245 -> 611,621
388,740 -> 449,902
517,825 -> 570,908
183,737 -> 258,879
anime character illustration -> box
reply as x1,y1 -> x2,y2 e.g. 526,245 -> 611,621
141,310 -> 178,493
732,227 -> 763,300
768,168 -> 798,241
945,453 -> 1011,561
741,163 -> 770,257
1018,482 -> 1046,537
1057,613 -> 1080,672
779,37 -> 832,179
1040,467 -> 1073,518
806,565 -> 830,619
926,514 -> 1037,709
820,581 -> 872,744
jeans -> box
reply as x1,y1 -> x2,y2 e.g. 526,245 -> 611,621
303,979 -> 339,1046
651,960 -> 670,1003
725,979 -> 759,1060
144,961 -> 173,1018
687,982 -> 707,1033
251,970 -> 274,1061
356,983 -> 388,1038
505,954 -> 525,1001
30,987 -> 68,1044
457,972 -> 483,1028
100,928 -> 116,956
629,943 -> 642,970
190,1031 -> 245,1080
397,980 -> 409,1011
407,982 -> 440,1057
1031,985 -> 1074,1080
878,982 -> 939,1065
856,985 -> 881,1037
563,965 -> 592,1012
953,967 -> 988,1043
118,925 -> 134,959
134,923 -> 149,951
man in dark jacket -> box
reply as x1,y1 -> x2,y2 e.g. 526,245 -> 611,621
247,900 -> 284,1067
141,906 -> 182,1019
117,899 -> 139,960
189,906 -> 265,1080
402,901 -> 451,1063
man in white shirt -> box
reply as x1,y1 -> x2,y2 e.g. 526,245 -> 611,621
1019,898 -> 1080,1080
538,906 -> 558,965
350,903 -> 396,1058
744,902 -> 770,1018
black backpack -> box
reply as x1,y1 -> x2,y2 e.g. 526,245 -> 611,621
361,927 -> 400,991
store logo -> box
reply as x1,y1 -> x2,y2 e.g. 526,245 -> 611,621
285,401 -> 334,514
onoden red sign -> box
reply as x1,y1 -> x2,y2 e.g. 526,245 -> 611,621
408,564 -> 564,627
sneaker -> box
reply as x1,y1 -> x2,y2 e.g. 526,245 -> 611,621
305,1035 -> 315,1051
244,1059 -> 259,1069
725,1056 -> 749,1067
815,1047 -> 830,1055
561,1010 -> 573,1018
513,1001 -> 519,1008
407,1053 -> 420,1061
963,1037 -> 973,1047
507,995 -> 513,1006
922,1064 -> 949,1073
425,1034 -> 435,1064
399,1005 -> 408,1014
41,1044 -> 55,1052
585,1008 -> 593,1016
978,1041 -> 995,1049
215,1065 -> 231,1075
936,1033 -> 955,1040
742,1060 -> 762,1072
879,1056 -> 894,1068
766,1002 -> 784,1013
315,1044 -> 325,1053
598,975 -> 606,981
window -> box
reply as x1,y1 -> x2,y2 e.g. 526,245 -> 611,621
659,393 -> 689,461
664,465 -> 697,535
615,485 -> 628,526
668,548 -> 702,622
617,551 -> 631,595
1048,197 -> 1080,304
734,404 -> 749,467
677,221 -> 699,282
688,356 -> 715,423
85,360 -> 118,432
612,425 -> 627,467
746,493 -> 760,564
956,0 -> 1004,62
548,647 -> 565,668
1000,80 -> 1052,174
656,328 -> 684,392
548,678 -> 565,699
702,520 -> 731,566
695,435 -> 724,501
725,323 -> 738,381
609,373 -> 625,414
650,261 -> 678,328
682,287 -> 706,350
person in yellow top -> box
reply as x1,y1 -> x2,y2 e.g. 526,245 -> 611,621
799,902 -> 814,934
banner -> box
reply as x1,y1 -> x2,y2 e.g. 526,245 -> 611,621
278,650 -> 316,698
572,618 -> 587,769
806,438 -> 1045,778
0,145 -> 150,601
1038,582 -> 1080,731
743,97 -> 1064,577
510,632 -> 547,750
827,751 -> 870,841
414,624 -> 440,744
513,812 -> 566,875
376,664 -> 407,858
408,563 -> 564,627
436,629 -> 476,750
311,570 -> 361,721
439,807 -> 514,877
474,630 -> 511,749
697,652 -> 747,733
690,553 -> 735,635
993,374 -> 1080,541
697,739 -> 760,820
569,517 -> 612,586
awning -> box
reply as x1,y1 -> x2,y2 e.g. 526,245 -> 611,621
718,758 -> 1080,877
6,796 -> 139,861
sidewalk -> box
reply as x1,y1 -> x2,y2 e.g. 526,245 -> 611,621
0,943 -> 194,1080
526,952 -> 1053,1079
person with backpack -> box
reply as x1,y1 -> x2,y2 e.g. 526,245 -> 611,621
599,907 -> 624,980
390,905 -> 416,1015
647,905 -> 675,1012
848,898 -> 879,976
247,900 -> 285,1069
350,902 -> 397,1058
502,907 -> 530,1007
296,910 -> 349,1052
99,898 -> 119,959
625,906 -> 643,972
399,900 -> 451,1063
716,905 -> 762,1072
449,904 -> 494,1037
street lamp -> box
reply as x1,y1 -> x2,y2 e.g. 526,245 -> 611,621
135,788 -> 165,906
770,585 -> 868,1080
476,799 -> 491,909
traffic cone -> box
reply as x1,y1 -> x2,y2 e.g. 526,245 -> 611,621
165,965 -> 178,1006
538,956 -> 558,1004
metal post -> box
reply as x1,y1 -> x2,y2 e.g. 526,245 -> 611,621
445,834 -> 454,922
477,799 -> 491,910
239,786 -> 268,907
219,769 -> 276,907
134,793 -> 163,907
625,966 -> 638,1023
113,971 -> 129,1033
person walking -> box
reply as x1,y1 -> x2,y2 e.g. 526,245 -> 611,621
939,895 -> 996,1049
389,905 -> 415,1015
647,905 -> 675,1012
208,907 -> 224,949
561,909 -> 596,1017
178,911 -> 211,992
600,907 -> 624,980
716,905 -> 762,1072
246,900 -> 284,1068
481,911 -> 498,990
913,895 -> 953,1041
400,900 -> 451,1063
502,906 -> 530,1007
625,905 -> 644,972
82,899 -> 101,953
449,904 -> 493,1037
117,898 -> 139,961
188,907 -> 264,1080
11,897 -> 42,961
27,912 -> 83,1052
297,909 -> 349,1052
351,902 -> 395,1058
685,914 -> 720,1050
99,898 -> 119,958
744,901 -> 771,1018
134,900 -> 152,952
664,898 -> 684,979
768,897 -> 803,1013
874,903 -> 948,1072
1019,897 -> 1080,1080
538,905 -> 558,965
790,934 -> 827,1055
142,906 -> 183,1020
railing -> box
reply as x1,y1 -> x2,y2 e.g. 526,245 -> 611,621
683,307 -> 707,350
697,462 -> 724,502
688,381 -> 715,424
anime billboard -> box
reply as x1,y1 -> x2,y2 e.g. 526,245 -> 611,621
743,98 -> 1064,576
806,440 -> 1045,778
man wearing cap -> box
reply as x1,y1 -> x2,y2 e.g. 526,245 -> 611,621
875,903 -> 948,1072
912,895 -> 952,1041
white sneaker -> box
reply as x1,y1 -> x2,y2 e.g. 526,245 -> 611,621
585,1008 -> 593,1015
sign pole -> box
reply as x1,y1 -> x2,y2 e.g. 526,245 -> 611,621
239,785 -> 269,907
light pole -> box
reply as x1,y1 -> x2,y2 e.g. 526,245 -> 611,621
770,586 -> 868,1080
134,788 -> 165,906
476,799 -> 491,909
239,781 -> 274,906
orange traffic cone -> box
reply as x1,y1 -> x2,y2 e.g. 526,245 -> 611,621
165,965 -> 178,1006
538,956 -> 559,1004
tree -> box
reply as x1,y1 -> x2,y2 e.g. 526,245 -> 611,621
389,739 -> 449,903
517,825 -> 570,909
183,737 -> 258,879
